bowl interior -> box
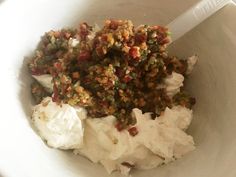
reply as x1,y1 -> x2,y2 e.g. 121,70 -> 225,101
1,1 -> 236,177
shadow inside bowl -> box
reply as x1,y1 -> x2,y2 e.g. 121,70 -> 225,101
18,55 -> 36,129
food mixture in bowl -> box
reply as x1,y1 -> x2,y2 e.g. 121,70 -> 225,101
28,19 -> 198,175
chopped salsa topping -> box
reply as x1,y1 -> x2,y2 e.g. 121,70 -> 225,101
28,19 -> 195,131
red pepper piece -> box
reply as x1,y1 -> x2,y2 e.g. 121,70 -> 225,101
128,126 -> 138,136
78,51 -> 91,62
129,47 -> 140,59
123,75 -> 132,83
115,122 -> 124,132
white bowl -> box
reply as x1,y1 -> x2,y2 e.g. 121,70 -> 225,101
1,0 -> 236,177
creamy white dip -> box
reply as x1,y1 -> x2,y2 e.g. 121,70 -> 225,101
32,97 -> 195,175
